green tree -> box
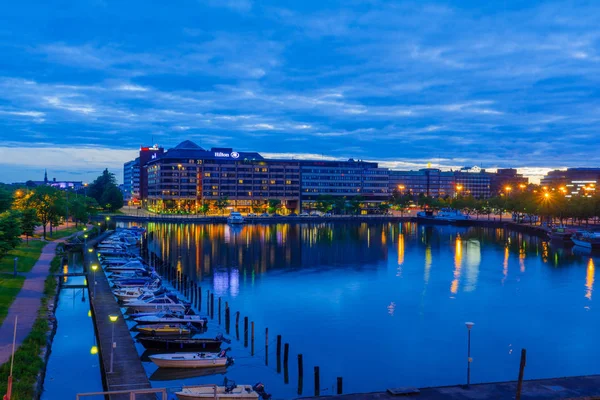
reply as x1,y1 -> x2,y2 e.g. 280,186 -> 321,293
333,197 -> 348,215
14,186 -> 62,239
315,195 -> 334,213
215,197 -> 229,215
378,202 -> 391,214
100,186 -> 124,212
267,199 -> 281,214
21,208 -> 39,244
0,188 -> 13,213
89,169 -> 123,211
348,195 -> 364,215
199,203 -> 210,216
0,210 -> 22,260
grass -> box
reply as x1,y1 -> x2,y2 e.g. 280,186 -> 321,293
0,275 -> 26,326
0,254 -> 62,400
0,241 -> 46,274
45,225 -> 84,241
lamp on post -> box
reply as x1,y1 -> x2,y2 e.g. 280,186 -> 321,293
105,216 -> 110,230
91,264 -> 98,298
84,233 -> 88,248
109,314 -> 118,373
465,321 -> 475,387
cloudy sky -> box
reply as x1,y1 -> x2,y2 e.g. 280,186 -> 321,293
1,0 -> 599,183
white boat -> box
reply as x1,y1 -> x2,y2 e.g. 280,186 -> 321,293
227,212 -> 245,224
134,311 -> 208,328
105,260 -> 148,272
572,231 -> 600,250
436,209 -> 470,222
149,350 -> 230,368
176,386 -> 259,400
113,284 -> 163,301
124,293 -> 189,313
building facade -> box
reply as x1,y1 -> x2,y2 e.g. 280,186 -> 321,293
490,168 -> 528,196
123,158 -> 140,202
454,167 -> 492,198
389,168 -> 455,198
541,168 -> 600,197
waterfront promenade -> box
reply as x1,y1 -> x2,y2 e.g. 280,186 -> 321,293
300,374 -> 600,399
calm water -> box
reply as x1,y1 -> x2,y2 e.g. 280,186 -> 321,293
132,222 -> 598,398
42,252 -> 103,400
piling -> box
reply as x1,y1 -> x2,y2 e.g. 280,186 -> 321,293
314,366 -> 320,396
210,293 -> 214,319
297,354 -> 304,395
265,328 -> 269,366
516,349 -> 527,400
244,316 -> 249,347
198,286 -> 202,311
276,335 -> 282,373
337,377 -> 343,394
218,297 -> 222,325
207,290 -> 210,312
225,306 -> 230,334
251,321 -> 255,356
236,312 -> 240,341
283,343 -> 290,384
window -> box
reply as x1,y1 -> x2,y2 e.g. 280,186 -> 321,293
238,179 -> 244,184
204,173 -> 211,177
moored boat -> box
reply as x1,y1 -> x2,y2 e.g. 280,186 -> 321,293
227,212 -> 245,224
149,349 -> 232,368
176,380 -> 270,400
136,323 -> 195,336
133,311 -> 208,328
572,231 -> 600,250
137,337 -> 222,351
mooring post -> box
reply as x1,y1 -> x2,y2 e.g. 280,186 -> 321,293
516,349 -> 527,400
218,297 -> 222,325
244,316 -> 249,347
207,290 -> 210,312
337,377 -> 343,394
225,306 -> 230,334
314,366 -> 320,396
210,293 -> 214,319
251,321 -> 255,356
276,335 -> 282,373
235,312 -> 240,340
297,354 -> 304,395
283,343 -> 290,384
198,286 -> 202,311
265,328 -> 269,366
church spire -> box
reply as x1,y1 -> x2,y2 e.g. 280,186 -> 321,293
44,169 -> 48,184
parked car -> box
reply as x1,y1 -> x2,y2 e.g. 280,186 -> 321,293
299,212 -> 309,217
288,212 -> 298,217
248,213 -> 257,217
260,213 -> 270,217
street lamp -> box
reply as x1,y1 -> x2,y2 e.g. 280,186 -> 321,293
455,184 -> 463,198
398,184 -> 405,195
109,314 -> 118,373
465,321 -> 475,387
91,264 -> 98,298
504,186 -> 512,196
105,216 -> 110,230
84,233 -> 88,248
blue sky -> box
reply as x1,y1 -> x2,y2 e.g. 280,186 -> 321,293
1,0 -> 599,183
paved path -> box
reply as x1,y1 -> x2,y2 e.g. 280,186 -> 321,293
0,239 -> 65,365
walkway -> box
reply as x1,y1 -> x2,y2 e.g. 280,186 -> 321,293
0,239 -> 66,365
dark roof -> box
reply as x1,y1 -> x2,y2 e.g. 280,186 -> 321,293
173,140 -> 204,150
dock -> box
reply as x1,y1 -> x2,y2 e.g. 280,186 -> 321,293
84,232 -> 154,400
299,374 -> 600,400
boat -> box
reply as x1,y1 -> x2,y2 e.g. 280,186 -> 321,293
149,349 -> 232,368
150,366 -> 228,382
550,226 -> 575,244
227,212 -> 245,224
114,283 -> 163,301
136,323 -> 195,336
572,231 -> 600,250
124,293 -> 190,313
137,337 -> 222,351
133,311 -> 208,328
416,208 -> 469,224
176,380 -> 270,400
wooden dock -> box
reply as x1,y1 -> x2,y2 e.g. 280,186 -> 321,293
85,232 -> 154,400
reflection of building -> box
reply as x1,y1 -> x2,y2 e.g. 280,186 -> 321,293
541,168 -> 600,197
490,169 -> 528,196
389,168 -> 455,197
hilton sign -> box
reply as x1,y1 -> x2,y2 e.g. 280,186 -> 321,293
214,151 -> 240,159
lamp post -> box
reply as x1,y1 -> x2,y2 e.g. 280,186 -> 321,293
105,216 -> 110,231
465,321 -> 474,387
91,264 -> 98,298
109,314 -> 118,373
84,233 -> 88,248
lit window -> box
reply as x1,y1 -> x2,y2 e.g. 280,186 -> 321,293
270,180 -> 275,184
239,179 -> 244,184
204,173 -> 211,177
285,180 -> 291,185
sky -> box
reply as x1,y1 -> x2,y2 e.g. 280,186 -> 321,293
1,0 -> 600,184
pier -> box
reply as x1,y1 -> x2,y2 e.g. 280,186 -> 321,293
84,232 -> 154,400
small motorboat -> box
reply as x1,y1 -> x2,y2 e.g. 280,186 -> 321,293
150,366 -> 227,382
124,293 -> 190,314
137,337 -> 222,351
176,379 -> 270,400
133,311 -> 208,328
227,212 -> 245,225
149,349 -> 232,368
136,324 -> 195,336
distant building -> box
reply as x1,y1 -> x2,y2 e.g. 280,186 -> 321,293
17,171 -> 83,191
389,168 -> 455,198
123,158 -> 140,202
454,167 -> 492,198
541,168 -> 600,197
139,145 -> 165,201
490,168 -> 528,196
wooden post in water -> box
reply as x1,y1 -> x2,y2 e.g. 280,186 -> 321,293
218,297 -> 222,325
198,286 -> 202,311
251,321 -> 255,356
297,354 -> 303,395
283,343 -> 289,384
207,290 -> 210,312
225,306 -> 230,334
235,312 -> 240,340
244,317 -> 249,347
276,335 -> 282,373
210,293 -> 214,319
314,366 -> 320,396
516,349 -> 527,400
337,377 -> 343,394
265,328 -> 269,366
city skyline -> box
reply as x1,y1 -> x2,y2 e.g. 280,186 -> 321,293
2,0 -> 600,183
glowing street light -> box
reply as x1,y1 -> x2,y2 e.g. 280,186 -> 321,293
465,322 -> 475,387
90,345 -> 98,355
91,264 -> 98,298
109,314 -> 119,373
504,186 -> 512,196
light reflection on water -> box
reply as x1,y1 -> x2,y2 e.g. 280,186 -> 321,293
132,221 -> 600,395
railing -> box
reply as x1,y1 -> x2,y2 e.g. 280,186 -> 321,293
75,385 -> 219,399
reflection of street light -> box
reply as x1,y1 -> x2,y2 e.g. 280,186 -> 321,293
90,345 -> 98,355
465,322 -> 475,387
109,314 -> 118,373
91,264 -> 98,298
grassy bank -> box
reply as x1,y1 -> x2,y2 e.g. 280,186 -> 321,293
0,254 -> 62,399
0,275 -> 26,325
45,225 -> 84,241
0,241 -> 46,274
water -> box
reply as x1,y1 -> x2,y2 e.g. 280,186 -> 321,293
129,221 -> 597,398
42,252 -> 103,400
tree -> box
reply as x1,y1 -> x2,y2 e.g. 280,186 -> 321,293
378,202 -> 391,214
14,186 -> 63,239
348,195 -> 364,215
0,210 -> 22,260
89,169 -> 123,211
0,188 -> 12,213
267,199 -> 281,214
199,203 -> 210,216
215,197 -> 229,215
100,186 -> 124,212
315,195 -> 334,213
21,208 -> 39,244
333,197 -> 348,215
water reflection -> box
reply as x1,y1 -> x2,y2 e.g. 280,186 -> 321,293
586,258 -> 595,300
